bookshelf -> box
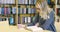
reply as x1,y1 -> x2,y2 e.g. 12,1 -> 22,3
0,0 -> 17,25
18,0 -> 37,25
0,0 -> 37,26
55,0 -> 60,22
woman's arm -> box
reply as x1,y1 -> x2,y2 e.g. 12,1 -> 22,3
41,11 -> 55,30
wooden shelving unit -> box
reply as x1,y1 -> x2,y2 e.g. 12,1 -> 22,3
0,0 -> 37,26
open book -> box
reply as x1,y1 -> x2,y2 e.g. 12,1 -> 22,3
26,26 -> 43,32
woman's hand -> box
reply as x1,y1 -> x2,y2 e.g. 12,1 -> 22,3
35,23 -> 39,27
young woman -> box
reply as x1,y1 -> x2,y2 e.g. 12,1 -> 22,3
27,0 -> 56,32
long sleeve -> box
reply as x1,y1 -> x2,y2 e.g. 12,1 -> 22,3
41,11 -> 55,30
27,13 -> 40,26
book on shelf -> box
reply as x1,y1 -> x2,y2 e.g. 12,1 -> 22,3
18,8 -> 20,14
4,7 -> 11,15
18,16 -> 21,24
25,17 -> 28,24
1,0 -> 15,4
20,8 -> 23,14
28,17 -> 31,23
28,8 -> 32,14
1,8 -> 4,15
57,8 -> 60,16
22,8 -> 24,14
22,16 -> 32,24
24,0 -> 28,4
24,8 -> 26,14
0,8 -> 1,14
12,7 -> 16,14
9,17 -> 14,25
22,16 -> 25,24
29,0 -> 34,4
4,7 -> 7,15
22,8 -> 26,14
26,8 -> 28,14
31,8 -> 36,14
18,0 -> 25,4
33,0 -> 37,4
18,8 -> 36,14
8,8 -> 11,14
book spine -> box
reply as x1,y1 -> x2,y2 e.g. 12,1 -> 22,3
18,0 -> 24,4
26,8 -> 28,14
4,7 -> 6,15
28,8 -> 31,14
12,7 -> 16,14
0,8 -> 1,14
22,8 -> 24,14
24,0 -> 28,4
34,0 -> 36,4
24,8 -> 26,14
28,17 -> 31,23
18,16 -> 20,24
7,8 -> 10,15
22,17 -> 25,24
25,17 -> 28,24
1,8 -> 4,15
18,8 -> 20,14
9,17 -> 14,25
20,8 -> 22,14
